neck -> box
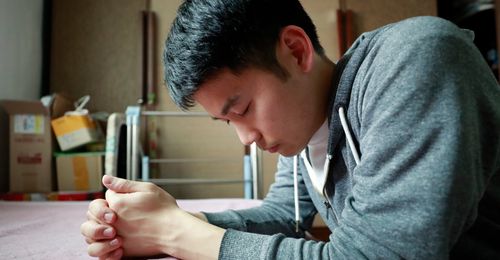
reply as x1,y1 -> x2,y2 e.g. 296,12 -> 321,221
311,55 -> 336,129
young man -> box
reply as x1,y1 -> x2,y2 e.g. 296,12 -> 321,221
80,0 -> 500,259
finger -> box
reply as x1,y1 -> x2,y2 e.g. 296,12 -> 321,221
85,237 -> 95,245
86,210 -> 99,223
88,199 -> 116,224
88,237 -> 122,258
98,247 -> 123,260
105,189 -> 142,211
80,221 -> 116,241
102,175 -> 155,193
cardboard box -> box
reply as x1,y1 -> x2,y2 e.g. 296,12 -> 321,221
51,114 -> 100,151
0,100 -> 53,192
55,152 -> 104,191
45,93 -> 74,119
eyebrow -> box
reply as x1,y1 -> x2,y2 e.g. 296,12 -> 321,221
220,95 -> 240,116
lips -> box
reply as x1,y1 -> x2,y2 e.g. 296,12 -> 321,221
266,144 -> 279,153
256,141 -> 280,153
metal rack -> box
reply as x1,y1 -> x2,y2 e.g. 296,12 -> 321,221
125,106 -> 263,199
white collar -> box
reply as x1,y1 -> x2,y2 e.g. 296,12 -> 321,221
301,120 -> 329,196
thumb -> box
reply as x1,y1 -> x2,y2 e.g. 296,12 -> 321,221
102,175 -> 150,193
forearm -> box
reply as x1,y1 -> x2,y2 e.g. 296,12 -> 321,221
204,156 -> 317,236
162,209 -> 225,260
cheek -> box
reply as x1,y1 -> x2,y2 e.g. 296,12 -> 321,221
253,97 -> 293,136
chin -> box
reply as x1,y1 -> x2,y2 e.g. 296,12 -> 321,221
277,145 -> 305,157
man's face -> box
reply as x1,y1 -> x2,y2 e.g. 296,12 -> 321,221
193,67 -> 324,156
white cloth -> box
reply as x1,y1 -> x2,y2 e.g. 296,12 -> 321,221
307,119 -> 329,173
301,119 -> 329,195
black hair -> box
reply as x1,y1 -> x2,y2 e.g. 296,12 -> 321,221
163,0 -> 324,110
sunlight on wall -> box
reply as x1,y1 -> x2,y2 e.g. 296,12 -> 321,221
0,0 -> 43,100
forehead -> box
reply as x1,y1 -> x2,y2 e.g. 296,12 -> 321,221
193,67 -> 284,111
192,69 -> 243,113
194,69 -> 240,98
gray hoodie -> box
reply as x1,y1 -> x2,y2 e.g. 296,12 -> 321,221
205,16 -> 500,259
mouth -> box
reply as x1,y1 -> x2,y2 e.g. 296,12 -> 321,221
265,144 -> 279,153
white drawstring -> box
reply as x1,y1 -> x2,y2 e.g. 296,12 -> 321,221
339,107 -> 360,165
293,106 -> 360,233
293,155 -> 300,232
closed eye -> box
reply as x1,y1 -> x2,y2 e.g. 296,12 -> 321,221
211,116 -> 231,125
211,101 -> 250,126
238,101 -> 251,116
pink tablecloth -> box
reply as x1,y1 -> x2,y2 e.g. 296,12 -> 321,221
0,199 -> 262,259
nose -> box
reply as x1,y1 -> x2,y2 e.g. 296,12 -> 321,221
233,123 -> 261,146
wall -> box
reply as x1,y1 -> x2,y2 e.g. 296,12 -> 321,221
49,0 -> 437,199
50,0 -> 146,112
0,0 -> 43,100
151,0 -> 245,198
347,0 -> 437,36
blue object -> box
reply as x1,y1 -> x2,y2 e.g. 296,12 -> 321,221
243,155 -> 253,199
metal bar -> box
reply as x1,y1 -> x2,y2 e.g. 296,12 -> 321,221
131,122 -> 139,181
142,156 -> 150,181
250,143 -> 263,199
243,154 -> 253,199
125,108 -> 133,180
143,178 -> 245,185
149,158 -> 239,163
141,111 -> 209,117
126,106 -> 142,181
124,106 -> 255,197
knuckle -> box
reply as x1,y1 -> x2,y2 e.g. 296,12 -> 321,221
108,248 -> 123,260
144,182 -> 156,191
113,198 -> 125,209
87,245 -> 99,257
85,237 -> 93,244
105,190 -> 113,203
89,198 -> 106,209
82,222 -> 101,239
89,199 -> 107,215
121,179 -> 131,189
87,241 -> 110,258
92,225 -> 104,238
80,222 -> 87,235
86,210 -> 94,221
80,221 -> 98,238
97,207 -> 109,221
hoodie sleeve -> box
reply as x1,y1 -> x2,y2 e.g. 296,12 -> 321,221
204,155 -> 318,237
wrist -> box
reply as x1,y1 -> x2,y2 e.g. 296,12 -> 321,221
190,211 -> 208,222
162,209 -> 225,259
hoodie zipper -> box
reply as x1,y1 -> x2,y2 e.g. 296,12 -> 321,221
322,155 -> 339,224
323,188 -> 338,224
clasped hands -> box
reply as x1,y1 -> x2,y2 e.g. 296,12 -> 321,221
80,175 -> 217,260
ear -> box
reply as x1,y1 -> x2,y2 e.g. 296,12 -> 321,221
278,25 -> 314,73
